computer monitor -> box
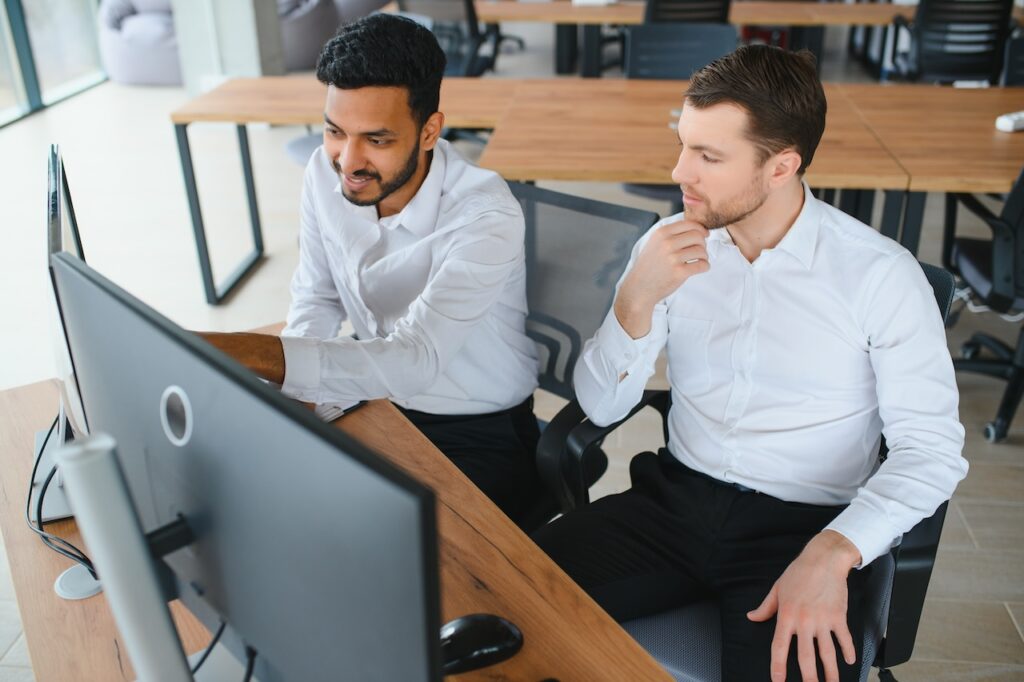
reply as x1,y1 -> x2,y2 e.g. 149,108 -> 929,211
49,252 -> 442,681
35,145 -> 89,526
46,143 -> 88,442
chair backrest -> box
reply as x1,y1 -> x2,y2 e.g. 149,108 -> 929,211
910,0 -> 1015,84
624,23 -> 738,80
1003,34 -> 1024,85
508,183 -> 658,401
644,0 -> 732,24
396,0 -> 488,76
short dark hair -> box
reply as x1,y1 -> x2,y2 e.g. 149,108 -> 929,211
685,45 -> 826,174
316,14 -> 447,128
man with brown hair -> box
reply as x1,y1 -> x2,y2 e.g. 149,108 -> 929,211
532,45 -> 967,682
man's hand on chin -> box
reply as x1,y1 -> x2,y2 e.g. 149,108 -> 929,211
747,529 -> 862,682
194,332 -> 286,385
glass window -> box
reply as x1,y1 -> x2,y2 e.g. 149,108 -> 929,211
24,0 -> 103,104
0,4 -> 27,124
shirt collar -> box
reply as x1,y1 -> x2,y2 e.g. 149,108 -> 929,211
773,182 -> 819,270
705,181 -> 819,269
331,139 -> 449,238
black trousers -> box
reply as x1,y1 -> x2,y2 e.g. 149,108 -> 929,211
397,397 -> 547,532
532,450 -> 873,682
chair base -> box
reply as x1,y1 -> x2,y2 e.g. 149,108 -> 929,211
954,328 -> 1024,443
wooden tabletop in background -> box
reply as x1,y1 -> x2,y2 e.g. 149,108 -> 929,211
0,379 -> 668,681
477,79 -> 911,190
471,0 -> 1020,27
839,84 -> 1024,194
171,76 -> 518,130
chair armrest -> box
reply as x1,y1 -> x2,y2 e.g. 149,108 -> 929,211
873,501 -> 949,668
536,390 -> 670,513
951,193 -> 1017,305
889,15 -> 913,79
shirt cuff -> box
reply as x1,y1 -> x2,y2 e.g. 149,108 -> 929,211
824,504 -> 900,570
280,335 -> 322,401
594,310 -> 655,372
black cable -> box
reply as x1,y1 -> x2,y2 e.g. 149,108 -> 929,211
191,620 -> 227,674
242,646 -> 257,682
25,414 -> 97,579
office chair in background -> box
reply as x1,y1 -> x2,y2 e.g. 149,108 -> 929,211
944,167 -> 1024,442
888,0 -> 1015,84
535,262 -> 958,682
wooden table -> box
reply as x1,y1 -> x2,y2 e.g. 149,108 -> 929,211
169,76 -> 518,305
838,83 -> 1024,251
478,79 -> 915,240
474,0 -> 920,27
0,380 -> 669,681
470,0 -> 952,77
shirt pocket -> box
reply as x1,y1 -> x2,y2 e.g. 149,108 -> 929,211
667,315 -> 712,393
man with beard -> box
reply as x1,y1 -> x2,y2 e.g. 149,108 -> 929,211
200,14 -> 545,530
531,46 -> 967,682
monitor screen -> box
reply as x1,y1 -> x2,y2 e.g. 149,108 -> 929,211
46,144 -> 88,441
49,253 -> 442,681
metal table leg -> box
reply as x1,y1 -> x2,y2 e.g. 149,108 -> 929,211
880,190 -> 905,242
899,191 -> 926,255
581,24 -> 602,78
175,123 -> 264,305
555,24 -> 578,74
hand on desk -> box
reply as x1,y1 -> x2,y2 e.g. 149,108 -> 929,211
747,529 -> 862,682
194,332 -> 286,385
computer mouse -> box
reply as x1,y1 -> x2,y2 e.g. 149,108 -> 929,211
439,613 -> 524,675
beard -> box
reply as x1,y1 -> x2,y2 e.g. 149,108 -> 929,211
336,140 -> 421,207
684,173 -> 769,229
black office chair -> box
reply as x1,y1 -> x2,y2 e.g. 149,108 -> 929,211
889,0 -> 1015,84
536,262 -> 958,682
645,0 -> 732,23
943,167 -> 1024,443
506,182 -> 660,532
621,23 -> 739,214
1003,33 -> 1024,84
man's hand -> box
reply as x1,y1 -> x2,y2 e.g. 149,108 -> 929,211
195,332 -> 286,385
747,530 -> 863,682
614,220 -> 710,339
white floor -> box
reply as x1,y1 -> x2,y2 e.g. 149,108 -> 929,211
1,22 -> 1023,681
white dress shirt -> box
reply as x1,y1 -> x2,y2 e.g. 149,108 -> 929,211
575,183 -> 967,567
281,139 -> 539,415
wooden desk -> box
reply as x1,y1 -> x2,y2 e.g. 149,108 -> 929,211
478,79 -> 908,190
473,0 -> 919,27
171,76 -> 517,130
470,0 -> 932,76
169,76 -> 520,305
477,79 -> 917,244
0,380 -> 668,681
840,84 -> 1024,194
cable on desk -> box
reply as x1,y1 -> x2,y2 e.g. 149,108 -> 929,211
24,414 -> 97,579
191,620 -> 227,674
242,646 -> 257,682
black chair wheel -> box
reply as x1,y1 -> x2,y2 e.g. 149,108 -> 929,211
961,341 -> 980,360
984,421 -> 1007,443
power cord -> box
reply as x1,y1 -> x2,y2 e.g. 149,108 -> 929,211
191,620 -> 227,674
242,646 -> 257,681
24,414 -> 97,579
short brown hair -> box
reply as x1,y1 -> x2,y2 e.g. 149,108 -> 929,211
684,45 -> 826,174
